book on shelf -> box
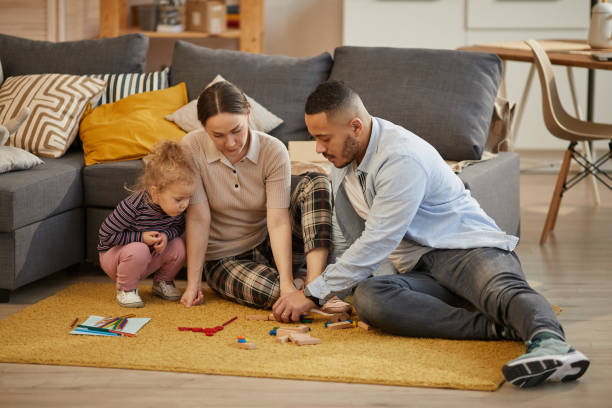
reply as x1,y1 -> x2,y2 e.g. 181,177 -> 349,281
157,24 -> 185,33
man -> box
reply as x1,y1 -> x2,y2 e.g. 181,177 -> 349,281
272,80 -> 589,388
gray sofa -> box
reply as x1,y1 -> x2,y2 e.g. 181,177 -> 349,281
0,34 -> 519,301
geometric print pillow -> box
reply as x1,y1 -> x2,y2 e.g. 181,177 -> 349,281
89,67 -> 169,106
0,73 -> 106,158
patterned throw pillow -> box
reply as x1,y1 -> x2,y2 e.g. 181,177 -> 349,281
90,67 -> 169,106
0,74 -> 106,158
165,74 -> 283,134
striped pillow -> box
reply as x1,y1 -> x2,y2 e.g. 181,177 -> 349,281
90,67 -> 169,106
0,73 -> 106,158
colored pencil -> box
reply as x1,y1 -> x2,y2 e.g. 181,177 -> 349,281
95,316 -> 116,327
112,318 -> 122,329
118,317 -> 128,330
70,318 -> 79,328
77,324 -> 135,337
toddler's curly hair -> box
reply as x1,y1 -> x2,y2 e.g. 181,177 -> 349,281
131,140 -> 197,193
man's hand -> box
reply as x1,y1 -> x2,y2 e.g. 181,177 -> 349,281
142,231 -> 160,246
181,285 -> 204,307
272,290 -> 316,323
153,232 -> 168,254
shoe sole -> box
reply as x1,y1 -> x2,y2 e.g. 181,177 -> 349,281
152,287 -> 181,301
502,350 -> 590,388
117,300 -> 144,308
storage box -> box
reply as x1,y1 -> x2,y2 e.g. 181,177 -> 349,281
187,0 -> 227,34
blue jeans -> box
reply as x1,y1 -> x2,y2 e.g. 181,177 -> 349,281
353,248 -> 564,341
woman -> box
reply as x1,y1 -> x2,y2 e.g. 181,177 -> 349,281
180,81 -> 333,320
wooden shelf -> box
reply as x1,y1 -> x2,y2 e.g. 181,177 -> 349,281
118,27 -> 241,40
99,0 -> 263,53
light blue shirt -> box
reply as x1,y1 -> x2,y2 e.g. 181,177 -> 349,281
307,117 -> 519,300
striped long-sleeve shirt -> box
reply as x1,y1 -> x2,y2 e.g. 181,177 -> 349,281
98,190 -> 185,252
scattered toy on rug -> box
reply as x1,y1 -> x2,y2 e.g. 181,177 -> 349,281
236,335 -> 256,349
358,321 -> 372,331
324,320 -> 357,330
178,316 -> 238,336
288,332 -> 321,346
246,313 -> 276,321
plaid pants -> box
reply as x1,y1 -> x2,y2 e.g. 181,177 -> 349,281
204,173 -> 332,309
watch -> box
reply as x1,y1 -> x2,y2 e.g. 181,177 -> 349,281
303,286 -> 321,305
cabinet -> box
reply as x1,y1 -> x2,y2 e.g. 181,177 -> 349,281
99,0 -> 263,53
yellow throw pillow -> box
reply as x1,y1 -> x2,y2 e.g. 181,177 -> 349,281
80,83 -> 188,166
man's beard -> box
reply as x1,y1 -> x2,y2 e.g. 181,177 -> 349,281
324,134 -> 360,168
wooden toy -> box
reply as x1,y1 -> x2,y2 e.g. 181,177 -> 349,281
289,332 -> 321,346
326,320 -> 353,330
358,321 -> 372,330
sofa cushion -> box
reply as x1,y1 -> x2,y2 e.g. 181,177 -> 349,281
169,41 -> 333,145
0,208 -> 84,289
90,67 -> 169,106
0,74 -> 106,158
329,47 -> 502,161
0,151 -> 84,232
79,83 -> 188,166
0,33 -> 149,76
458,152 -> 520,237
83,159 -> 143,208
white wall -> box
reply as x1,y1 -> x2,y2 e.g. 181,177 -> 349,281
343,0 -> 612,151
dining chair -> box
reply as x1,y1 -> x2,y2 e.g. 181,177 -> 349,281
525,39 -> 612,245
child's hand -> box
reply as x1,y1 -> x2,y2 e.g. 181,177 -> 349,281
153,232 -> 168,254
142,231 -> 161,246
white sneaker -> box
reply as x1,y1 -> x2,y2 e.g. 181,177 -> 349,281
116,289 -> 144,308
152,280 -> 182,301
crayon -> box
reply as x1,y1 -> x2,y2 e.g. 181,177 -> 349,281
77,324 -> 135,337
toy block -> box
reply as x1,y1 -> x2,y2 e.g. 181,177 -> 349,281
275,326 -> 310,337
326,321 -> 353,330
358,321 -> 371,330
282,325 -> 309,333
237,342 -> 256,350
289,332 -> 321,346
328,312 -> 351,323
276,335 -> 290,344
246,314 -> 271,321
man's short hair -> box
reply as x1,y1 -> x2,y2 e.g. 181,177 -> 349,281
305,80 -> 357,117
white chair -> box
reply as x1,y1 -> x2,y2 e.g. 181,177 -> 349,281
525,39 -> 612,245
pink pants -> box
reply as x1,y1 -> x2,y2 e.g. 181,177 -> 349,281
99,237 -> 186,291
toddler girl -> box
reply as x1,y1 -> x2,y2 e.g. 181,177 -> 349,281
98,140 -> 196,307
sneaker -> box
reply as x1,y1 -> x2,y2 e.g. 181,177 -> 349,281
493,323 -> 522,341
502,333 -> 590,388
116,289 -> 144,308
152,280 -> 182,301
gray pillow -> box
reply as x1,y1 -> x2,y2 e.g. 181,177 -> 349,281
329,46 -> 502,160
170,41 -> 333,145
0,33 -> 149,77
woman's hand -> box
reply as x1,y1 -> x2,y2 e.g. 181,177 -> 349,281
181,284 -> 204,307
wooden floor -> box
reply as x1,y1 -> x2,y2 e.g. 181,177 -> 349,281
1,164 -> 611,407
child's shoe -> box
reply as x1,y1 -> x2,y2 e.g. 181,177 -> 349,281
116,289 -> 144,308
152,280 -> 182,301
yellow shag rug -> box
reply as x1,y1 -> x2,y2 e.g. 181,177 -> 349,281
0,282 -> 526,391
